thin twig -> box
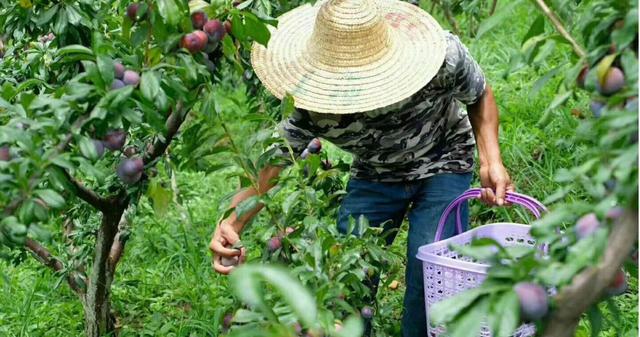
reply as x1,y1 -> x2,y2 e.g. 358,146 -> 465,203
25,238 -> 85,295
533,0 -> 587,59
62,170 -> 111,212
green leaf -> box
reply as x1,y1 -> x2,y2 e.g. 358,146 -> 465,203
148,179 -> 173,215
157,0 -> 182,26
280,94 -> 295,119
476,0 -> 523,39
430,288 -> 485,325
78,137 -> 98,160
488,290 -> 520,337
56,45 -> 94,58
140,71 -> 169,112
521,15 -> 545,45
242,12 -> 271,46
235,195 -> 260,218
448,296 -> 489,337
587,305 -> 603,337
35,189 -> 65,209
96,55 -> 115,89
229,264 -> 318,328
336,315 -> 364,337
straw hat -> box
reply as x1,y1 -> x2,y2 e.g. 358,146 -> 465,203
251,0 -> 446,114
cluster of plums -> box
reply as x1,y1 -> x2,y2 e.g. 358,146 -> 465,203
87,130 -> 144,185
181,11 -> 231,54
111,62 -> 140,90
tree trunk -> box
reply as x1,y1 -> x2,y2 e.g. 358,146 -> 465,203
82,209 -> 123,337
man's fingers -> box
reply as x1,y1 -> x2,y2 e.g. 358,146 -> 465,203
495,180 -> 506,206
213,255 -> 234,275
210,238 -> 242,258
221,225 -> 241,245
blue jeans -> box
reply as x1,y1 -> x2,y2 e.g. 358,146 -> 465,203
337,173 -> 472,337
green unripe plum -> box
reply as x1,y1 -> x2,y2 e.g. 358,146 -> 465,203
596,67 -> 625,96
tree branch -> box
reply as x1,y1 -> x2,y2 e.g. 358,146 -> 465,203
533,0 -> 587,59
108,208 -> 132,273
25,238 -> 85,295
543,210 -> 638,337
62,169 -> 111,212
143,100 -> 185,165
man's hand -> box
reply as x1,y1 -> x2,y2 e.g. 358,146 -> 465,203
479,162 -> 515,206
209,218 -> 246,275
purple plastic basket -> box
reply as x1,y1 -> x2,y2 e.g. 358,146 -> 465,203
416,188 -> 547,337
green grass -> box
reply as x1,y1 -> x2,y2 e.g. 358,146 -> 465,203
0,2 -> 637,336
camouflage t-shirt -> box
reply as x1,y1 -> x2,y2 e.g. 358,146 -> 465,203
279,32 -> 486,182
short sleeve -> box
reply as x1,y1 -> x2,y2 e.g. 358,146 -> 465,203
276,109 -> 315,157
448,34 -> 486,105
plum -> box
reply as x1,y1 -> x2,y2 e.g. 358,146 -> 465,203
575,213 -> 600,239
307,138 -> 322,153
220,255 -> 239,267
625,96 -> 638,112
514,282 -> 548,321
111,79 -> 125,90
103,130 -> 127,150
193,30 -> 209,49
181,33 -> 205,54
596,66 -> 625,96
204,20 -> 226,42
360,306 -> 374,319
224,20 -> 232,34
191,11 -> 208,29
117,157 -> 144,185
605,207 -> 624,220
606,269 -> 627,296
267,236 -> 282,252
122,70 -> 140,86
92,140 -> 105,159
590,101 -> 605,118
222,313 -> 233,330
576,66 -> 588,89
126,3 -> 140,21
114,62 -> 125,79
0,146 -> 10,161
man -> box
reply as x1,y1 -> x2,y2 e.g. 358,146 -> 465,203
209,0 -> 515,335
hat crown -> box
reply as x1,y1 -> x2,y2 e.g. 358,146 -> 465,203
307,0 -> 392,67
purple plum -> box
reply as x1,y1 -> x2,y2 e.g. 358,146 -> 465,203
117,157 -> 144,185
514,282 -> 548,321
103,130 -> 127,150
122,70 -> 140,87
575,213 -> 600,239
596,67 -> 625,96
360,306 -> 374,319
306,138 -> 322,153
114,62 -> 125,79
111,79 -> 125,90
0,146 -> 10,161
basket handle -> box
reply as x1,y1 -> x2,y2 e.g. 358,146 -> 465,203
434,188 -> 547,242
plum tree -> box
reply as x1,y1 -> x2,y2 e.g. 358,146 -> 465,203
117,157 -> 144,185
575,213 -> 600,239
514,282 -> 548,322
103,130 -> 127,151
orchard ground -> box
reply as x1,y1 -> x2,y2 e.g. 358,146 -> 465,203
1,3 -> 637,337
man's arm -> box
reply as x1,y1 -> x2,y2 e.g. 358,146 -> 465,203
468,84 -> 514,206
209,165 -> 283,274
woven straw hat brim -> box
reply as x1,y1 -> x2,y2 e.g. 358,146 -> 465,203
251,0 -> 446,114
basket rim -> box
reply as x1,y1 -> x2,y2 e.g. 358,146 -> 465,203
416,223 -> 533,274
